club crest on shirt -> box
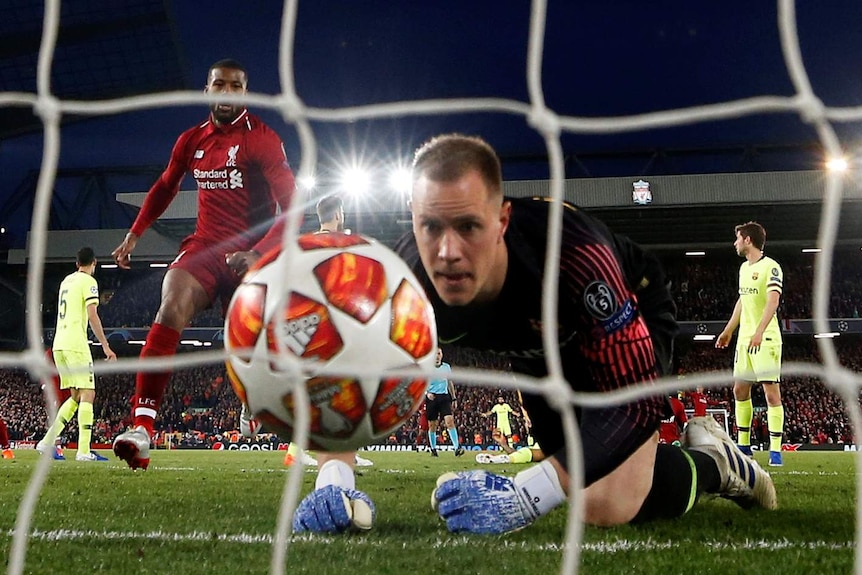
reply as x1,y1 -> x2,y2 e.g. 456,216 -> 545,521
584,281 -> 617,320
226,144 -> 240,167
752,272 -> 759,280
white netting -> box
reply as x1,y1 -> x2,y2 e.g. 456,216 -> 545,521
2,1 -> 862,574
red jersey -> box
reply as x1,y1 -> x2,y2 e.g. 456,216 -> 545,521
132,110 -> 295,253
659,397 -> 688,444
690,391 -> 711,417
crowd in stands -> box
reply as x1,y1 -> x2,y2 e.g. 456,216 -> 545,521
1,338 -> 859,451
26,250 -> 862,331
665,251 -> 862,321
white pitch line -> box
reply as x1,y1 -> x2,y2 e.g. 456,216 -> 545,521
4,529 -> 853,553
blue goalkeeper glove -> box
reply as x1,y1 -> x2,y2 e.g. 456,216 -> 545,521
292,485 -> 376,533
431,470 -> 538,534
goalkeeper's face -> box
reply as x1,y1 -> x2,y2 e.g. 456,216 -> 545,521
411,169 -> 511,307
206,67 -> 248,126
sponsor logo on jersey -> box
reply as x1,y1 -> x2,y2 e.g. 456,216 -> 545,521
194,150 -> 204,159
193,167 -> 244,190
740,287 -> 759,295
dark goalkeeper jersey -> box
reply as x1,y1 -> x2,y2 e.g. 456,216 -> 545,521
395,197 -> 678,456
131,109 -> 295,253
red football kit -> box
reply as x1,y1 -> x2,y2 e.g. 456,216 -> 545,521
659,397 -> 688,445
127,109 -> 295,441
132,109 -> 294,304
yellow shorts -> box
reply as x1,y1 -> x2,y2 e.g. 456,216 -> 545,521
733,341 -> 782,383
497,422 -> 513,437
54,349 -> 95,390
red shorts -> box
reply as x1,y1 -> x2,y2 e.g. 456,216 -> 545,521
170,237 -> 245,315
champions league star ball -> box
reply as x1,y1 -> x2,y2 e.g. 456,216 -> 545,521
224,232 -> 437,451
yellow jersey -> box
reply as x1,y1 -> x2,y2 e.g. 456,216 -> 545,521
737,255 -> 782,342
53,271 -> 99,353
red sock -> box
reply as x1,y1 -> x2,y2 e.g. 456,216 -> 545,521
133,323 -> 181,436
0,417 -> 9,449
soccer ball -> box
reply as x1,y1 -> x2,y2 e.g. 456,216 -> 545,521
224,232 -> 437,451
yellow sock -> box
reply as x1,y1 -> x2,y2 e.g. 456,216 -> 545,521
735,398 -> 753,446
77,401 -> 94,456
767,405 -> 784,453
43,398 -> 78,444
509,448 -> 533,464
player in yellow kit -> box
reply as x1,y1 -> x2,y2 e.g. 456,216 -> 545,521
38,247 -> 116,461
716,222 -> 784,467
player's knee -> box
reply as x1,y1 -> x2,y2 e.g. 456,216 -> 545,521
583,488 -> 645,527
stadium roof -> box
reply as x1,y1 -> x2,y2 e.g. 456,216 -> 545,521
2,1 -> 862,252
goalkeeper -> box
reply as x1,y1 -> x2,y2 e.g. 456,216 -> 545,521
291,133 -> 777,535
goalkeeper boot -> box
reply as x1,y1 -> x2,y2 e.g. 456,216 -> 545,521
768,451 -> 783,467
683,416 -> 777,510
113,426 -> 151,471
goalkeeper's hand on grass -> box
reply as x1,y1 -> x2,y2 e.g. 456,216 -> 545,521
431,470 -> 538,534
292,485 -> 376,534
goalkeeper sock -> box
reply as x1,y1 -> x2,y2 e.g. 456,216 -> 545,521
632,444 -> 720,523
315,459 -> 355,491
448,428 -> 460,449
767,404 -> 784,453
77,401 -> 94,456
133,323 -> 180,435
735,398 -> 753,446
512,460 -> 567,519
43,397 -> 79,444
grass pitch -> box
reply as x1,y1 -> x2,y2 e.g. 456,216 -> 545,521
0,449 -> 856,574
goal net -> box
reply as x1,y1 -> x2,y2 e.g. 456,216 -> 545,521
2,1 -> 861,574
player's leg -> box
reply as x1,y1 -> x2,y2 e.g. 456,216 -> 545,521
38,351 -> 80,460
0,416 -> 13,459
763,382 -> 783,466
754,343 -> 784,466
732,341 -> 756,455
427,419 -> 439,456
74,387 -> 106,461
733,380 -> 754,455
443,407 -> 464,456
114,266 -> 210,469
415,403 -> 428,451
426,396 -> 441,455
284,442 -> 318,466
